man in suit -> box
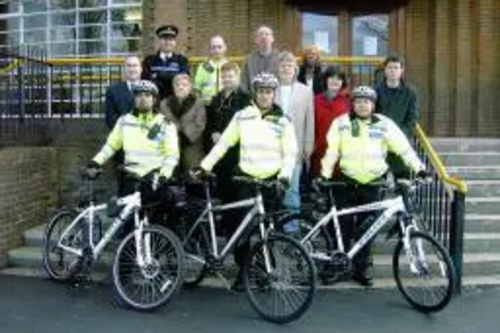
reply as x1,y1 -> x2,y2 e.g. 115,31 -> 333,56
105,55 -> 141,129
142,25 -> 190,100
275,51 -> 315,231
105,55 -> 142,194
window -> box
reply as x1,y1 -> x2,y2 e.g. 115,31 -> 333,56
302,13 -> 339,55
351,15 -> 389,56
0,0 -> 142,57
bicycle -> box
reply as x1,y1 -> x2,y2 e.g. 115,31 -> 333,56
278,177 -> 456,313
42,167 -> 185,311
179,174 -> 317,324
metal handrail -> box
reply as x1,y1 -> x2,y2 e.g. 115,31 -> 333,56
413,124 -> 466,293
415,124 -> 467,194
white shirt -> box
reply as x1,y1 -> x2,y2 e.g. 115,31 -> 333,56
306,78 -> 313,89
279,85 -> 293,115
159,52 -> 173,61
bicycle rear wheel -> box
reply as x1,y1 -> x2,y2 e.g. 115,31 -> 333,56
113,225 -> 184,311
243,233 -> 317,324
43,209 -> 84,281
393,230 -> 456,313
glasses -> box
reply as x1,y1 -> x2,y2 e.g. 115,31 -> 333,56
211,45 -> 224,49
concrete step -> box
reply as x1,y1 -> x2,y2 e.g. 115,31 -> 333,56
465,215 -> 500,233
370,233 -> 500,254
466,197 -> 500,214
462,253 -> 500,276
446,166 -> 500,180
440,152 -> 500,167
8,246 -> 115,272
463,233 -> 500,253
431,138 -> 500,153
465,181 -> 500,197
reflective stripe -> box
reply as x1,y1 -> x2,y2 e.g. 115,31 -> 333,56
93,113 -> 179,178
321,113 -> 424,182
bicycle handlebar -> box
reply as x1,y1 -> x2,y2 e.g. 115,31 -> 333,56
232,175 -> 282,189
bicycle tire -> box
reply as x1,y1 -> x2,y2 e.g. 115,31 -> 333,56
243,233 -> 317,324
182,222 -> 210,288
113,225 -> 185,311
392,230 -> 456,313
43,209 -> 84,281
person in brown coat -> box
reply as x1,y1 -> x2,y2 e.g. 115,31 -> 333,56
160,74 -> 206,179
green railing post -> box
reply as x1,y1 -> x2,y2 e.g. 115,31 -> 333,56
450,190 -> 465,294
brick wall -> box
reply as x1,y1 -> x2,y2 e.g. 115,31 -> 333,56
143,0 -> 299,56
0,119 -> 112,266
0,148 -> 58,265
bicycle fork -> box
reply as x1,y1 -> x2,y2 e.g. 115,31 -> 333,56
134,215 -> 173,292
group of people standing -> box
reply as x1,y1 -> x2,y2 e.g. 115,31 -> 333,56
95,23 -> 427,289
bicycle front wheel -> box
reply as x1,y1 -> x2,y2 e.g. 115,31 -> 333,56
393,230 -> 456,313
113,225 -> 185,311
243,233 -> 317,324
43,209 -> 83,281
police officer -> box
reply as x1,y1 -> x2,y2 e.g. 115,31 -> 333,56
195,72 -> 298,290
194,35 -> 229,105
87,80 -> 180,231
142,25 -> 190,100
320,86 -> 427,287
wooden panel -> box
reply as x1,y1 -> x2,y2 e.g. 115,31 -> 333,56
476,0 -> 500,136
429,0 -> 454,136
454,0 -> 474,136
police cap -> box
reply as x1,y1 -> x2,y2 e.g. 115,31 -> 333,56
156,25 -> 179,38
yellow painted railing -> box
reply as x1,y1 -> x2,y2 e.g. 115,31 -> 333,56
47,56 -> 384,66
0,58 -> 25,76
415,124 -> 467,194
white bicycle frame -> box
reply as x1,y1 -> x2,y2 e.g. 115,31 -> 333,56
57,190 -> 153,267
303,195 -> 419,261
184,184 -> 274,273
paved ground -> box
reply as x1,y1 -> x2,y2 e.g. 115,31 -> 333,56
0,275 -> 498,333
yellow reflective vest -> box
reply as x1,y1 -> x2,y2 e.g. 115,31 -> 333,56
201,104 -> 298,180
321,113 -> 424,184
93,111 -> 179,178
194,58 -> 229,104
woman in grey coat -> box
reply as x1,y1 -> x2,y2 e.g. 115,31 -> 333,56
160,74 -> 206,178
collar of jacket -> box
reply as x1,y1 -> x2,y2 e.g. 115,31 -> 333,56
131,109 -> 157,121
167,93 -> 197,118
348,111 -> 381,124
382,79 -> 407,91
258,103 -> 285,119
202,58 -> 227,72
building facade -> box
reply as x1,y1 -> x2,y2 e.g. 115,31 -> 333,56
0,0 -> 499,136
141,0 -> 500,137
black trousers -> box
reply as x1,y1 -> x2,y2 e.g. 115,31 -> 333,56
119,172 -> 176,236
332,174 -> 385,275
228,172 -> 278,272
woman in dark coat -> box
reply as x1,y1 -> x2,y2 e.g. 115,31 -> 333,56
297,45 -> 324,95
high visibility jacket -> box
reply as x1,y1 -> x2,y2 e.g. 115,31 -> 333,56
93,111 -> 179,178
321,113 -> 424,184
201,104 -> 298,180
194,58 -> 229,104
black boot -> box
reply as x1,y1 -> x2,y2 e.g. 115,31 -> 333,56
352,245 -> 373,287
231,267 -> 245,292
